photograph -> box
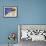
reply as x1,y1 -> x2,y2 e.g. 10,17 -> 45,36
18,25 -> 46,41
4,6 -> 17,17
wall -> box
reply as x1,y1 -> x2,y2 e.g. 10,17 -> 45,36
0,0 -> 46,44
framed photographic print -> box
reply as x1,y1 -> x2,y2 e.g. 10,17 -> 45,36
4,6 -> 17,17
18,24 -> 46,42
